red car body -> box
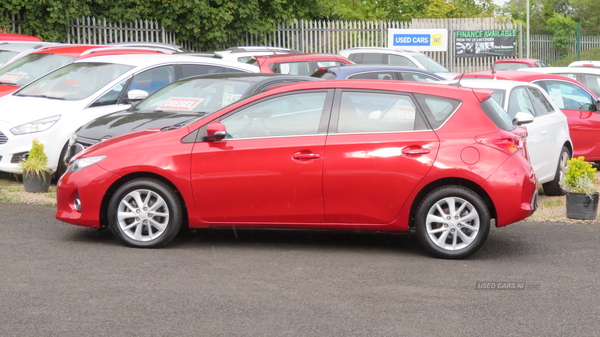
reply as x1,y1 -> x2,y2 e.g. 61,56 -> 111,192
251,53 -> 353,75
0,45 -> 165,97
56,80 -> 536,258
458,70 -> 600,161
492,58 -> 546,71
0,33 -> 42,42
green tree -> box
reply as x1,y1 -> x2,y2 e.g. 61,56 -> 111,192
546,13 -> 577,57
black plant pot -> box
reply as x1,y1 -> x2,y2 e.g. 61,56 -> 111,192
566,192 -> 599,220
23,172 -> 51,193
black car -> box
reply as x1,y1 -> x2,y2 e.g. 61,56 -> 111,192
66,73 -> 320,163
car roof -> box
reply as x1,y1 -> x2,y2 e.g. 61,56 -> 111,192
264,79 -> 492,100
460,70 -> 582,82
494,58 -> 542,64
30,44 -> 104,57
339,47 -> 421,55
321,64 -> 444,78
74,53 -> 259,70
520,67 -> 600,75
253,53 -> 346,61
107,42 -> 185,53
0,33 -> 42,42
569,60 -> 600,68
179,72 -> 317,82
0,42 -> 58,52
451,78 -> 540,90
216,46 -> 301,54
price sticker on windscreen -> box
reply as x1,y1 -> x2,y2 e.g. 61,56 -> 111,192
0,72 -> 25,83
158,97 -> 204,111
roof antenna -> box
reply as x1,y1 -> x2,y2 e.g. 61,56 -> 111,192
449,67 -> 468,87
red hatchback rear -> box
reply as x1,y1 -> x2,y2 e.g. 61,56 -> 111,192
250,53 -> 353,75
56,80 -> 536,259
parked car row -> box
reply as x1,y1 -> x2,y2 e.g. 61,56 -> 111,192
1,36 -> 596,258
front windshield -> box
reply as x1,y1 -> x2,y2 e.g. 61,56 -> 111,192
134,78 -> 252,114
17,62 -> 134,100
0,53 -> 76,86
412,55 -> 448,73
0,50 -> 19,67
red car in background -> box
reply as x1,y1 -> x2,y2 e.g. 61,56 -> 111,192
0,33 -> 42,42
0,45 -> 165,97
56,80 -> 537,259
248,53 -> 353,75
492,58 -> 546,71
459,70 -> 600,161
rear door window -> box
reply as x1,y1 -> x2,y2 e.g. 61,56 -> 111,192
388,55 -> 417,67
335,91 -> 428,133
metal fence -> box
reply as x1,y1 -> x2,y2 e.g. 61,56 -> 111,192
4,14 -> 600,70
531,34 -> 600,65
243,18 -> 520,73
67,17 -> 181,47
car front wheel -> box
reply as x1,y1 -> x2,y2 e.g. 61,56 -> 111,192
415,186 -> 490,259
542,146 -> 570,196
108,178 -> 183,248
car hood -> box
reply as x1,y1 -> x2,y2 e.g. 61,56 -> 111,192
0,95 -> 85,126
76,109 -> 202,142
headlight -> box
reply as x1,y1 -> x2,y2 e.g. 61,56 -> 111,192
10,115 -> 61,135
67,155 -> 106,173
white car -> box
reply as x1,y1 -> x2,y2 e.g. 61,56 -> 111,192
569,60 -> 600,69
338,47 -> 459,80
214,46 -> 301,63
0,41 -> 59,68
0,53 -> 258,176
454,78 -> 572,195
519,66 -> 600,97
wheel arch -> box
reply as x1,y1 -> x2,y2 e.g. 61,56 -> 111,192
99,171 -> 188,229
408,178 -> 496,229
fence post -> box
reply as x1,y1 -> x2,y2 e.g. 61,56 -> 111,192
519,22 -> 523,58
576,24 -> 581,61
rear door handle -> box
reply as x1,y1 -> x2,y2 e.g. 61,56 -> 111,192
402,147 -> 430,155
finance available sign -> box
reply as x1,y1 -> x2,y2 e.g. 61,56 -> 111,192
455,30 -> 517,57
388,29 -> 448,51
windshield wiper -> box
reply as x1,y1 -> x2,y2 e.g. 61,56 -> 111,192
0,81 -> 17,86
17,94 -> 66,100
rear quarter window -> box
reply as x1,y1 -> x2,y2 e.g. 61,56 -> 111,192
414,94 -> 461,129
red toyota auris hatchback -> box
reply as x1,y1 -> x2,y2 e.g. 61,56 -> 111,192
56,80 -> 537,259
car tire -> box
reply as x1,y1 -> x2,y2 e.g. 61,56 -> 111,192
415,186 -> 490,259
53,142 -> 69,181
108,178 -> 183,248
542,146 -> 570,196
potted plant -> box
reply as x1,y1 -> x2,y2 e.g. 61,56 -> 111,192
561,156 -> 599,220
19,139 -> 52,193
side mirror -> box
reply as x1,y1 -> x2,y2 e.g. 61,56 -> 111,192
127,89 -> 149,102
595,101 -> 600,112
205,122 -> 227,142
513,112 -> 534,126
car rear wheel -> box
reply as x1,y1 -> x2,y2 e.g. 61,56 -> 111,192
415,186 -> 490,259
542,146 -> 570,196
108,178 -> 182,248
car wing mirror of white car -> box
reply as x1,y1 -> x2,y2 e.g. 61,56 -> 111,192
127,89 -> 149,102
513,112 -> 534,126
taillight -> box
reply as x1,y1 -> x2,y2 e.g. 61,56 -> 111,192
475,129 -> 527,157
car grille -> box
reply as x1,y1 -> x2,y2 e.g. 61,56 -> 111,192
11,152 -> 28,164
0,131 -> 7,145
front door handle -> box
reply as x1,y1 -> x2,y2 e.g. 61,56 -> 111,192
293,152 -> 321,160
